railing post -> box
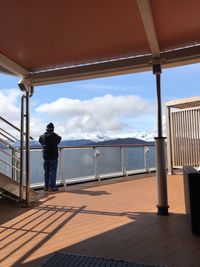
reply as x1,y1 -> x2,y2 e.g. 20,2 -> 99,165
11,149 -> 16,180
144,146 -> 149,172
121,146 -> 127,176
93,147 -> 100,181
59,148 -> 66,187
14,150 -> 17,181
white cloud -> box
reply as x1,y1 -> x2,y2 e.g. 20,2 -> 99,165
0,89 -> 20,121
0,89 -> 21,140
0,89 -> 157,141
0,89 -> 21,130
35,94 -> 155,139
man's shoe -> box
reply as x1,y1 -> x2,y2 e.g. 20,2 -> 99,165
44,187 -> 49,192
48,187 -> 59,192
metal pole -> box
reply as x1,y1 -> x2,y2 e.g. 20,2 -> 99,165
25,88 -> 30,206
20,95 -> 25,201
156,74 -> 162,138
11,149 -> 15,180
153,61 -> 169,216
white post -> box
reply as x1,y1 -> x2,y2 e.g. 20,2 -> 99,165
94,147 -> 100,181
121,146 -> 127,176
144,146 -> 149,172
59,148 -> 66,187
153,60 -> 169,216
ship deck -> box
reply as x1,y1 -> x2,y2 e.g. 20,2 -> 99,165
1,173 -> 200,267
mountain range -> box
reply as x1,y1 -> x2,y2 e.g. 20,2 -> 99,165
29,137 -> 154,147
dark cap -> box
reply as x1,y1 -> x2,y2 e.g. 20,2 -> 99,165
46,122 -> 54,131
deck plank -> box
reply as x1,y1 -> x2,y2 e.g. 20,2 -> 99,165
1,173 -> 200,267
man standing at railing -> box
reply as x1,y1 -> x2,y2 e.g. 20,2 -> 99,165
39,123 -> 62,192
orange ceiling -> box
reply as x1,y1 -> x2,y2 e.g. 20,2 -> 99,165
151,0 -> 200,50
0,0 -> 150,72
0,0 -> 200,83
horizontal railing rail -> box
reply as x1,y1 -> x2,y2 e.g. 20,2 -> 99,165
0,127 -> 20,142
0,130 -> 18,143
0,116 -> 34,140
0,137 -> 19,151
0,145 -> 20,181
31,143 -> 155,150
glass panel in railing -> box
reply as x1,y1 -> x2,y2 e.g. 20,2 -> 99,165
0,146 -> 12,177
97,147 -> 121,176
61,148 -> 94,180
146,145 -> 156,170
30,149 -> 44,185
124,146 -> 145,172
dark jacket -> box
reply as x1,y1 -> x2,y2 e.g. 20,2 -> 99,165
39,131 -> 62,160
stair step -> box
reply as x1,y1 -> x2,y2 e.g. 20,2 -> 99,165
0,189 -> 20,202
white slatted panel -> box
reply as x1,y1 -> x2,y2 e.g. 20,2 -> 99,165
171,107 -> 200,168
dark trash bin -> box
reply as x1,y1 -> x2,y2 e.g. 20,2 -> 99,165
183,166 -> 200,235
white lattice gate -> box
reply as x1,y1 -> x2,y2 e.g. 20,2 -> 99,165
167,106 -> 200,171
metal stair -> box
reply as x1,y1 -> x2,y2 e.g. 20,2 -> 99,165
0,172 -> 37,202
0,116 -> 37,203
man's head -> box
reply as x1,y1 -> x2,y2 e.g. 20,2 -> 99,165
46,122 -> 54,132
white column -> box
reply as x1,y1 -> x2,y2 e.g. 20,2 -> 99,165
153,61 -> 169,215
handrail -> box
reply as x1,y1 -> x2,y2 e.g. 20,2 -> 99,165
0,157 -> 21,173
0,146 -> 20,162
0,116 -> 21,132
0,127 -> 20,142
0,116 -> 34,140
0,136 -> 18,151
0,131 -> 15,143
30,143 -> 155,150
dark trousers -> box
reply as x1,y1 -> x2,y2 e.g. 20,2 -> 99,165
43,158 -> 58,189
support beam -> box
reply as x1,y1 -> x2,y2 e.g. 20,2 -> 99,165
153,60 -> 169,216
26,45 -> 200,87
0,53 -> 28,77
28,54 -> 153,86
137,0 -> 160,57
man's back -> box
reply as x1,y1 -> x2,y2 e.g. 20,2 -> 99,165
39,131 -> 61,160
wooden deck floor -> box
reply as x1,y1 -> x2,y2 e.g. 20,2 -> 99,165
0,173 -> 200,267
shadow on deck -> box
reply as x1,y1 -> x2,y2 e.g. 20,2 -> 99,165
0,174 -> 200,267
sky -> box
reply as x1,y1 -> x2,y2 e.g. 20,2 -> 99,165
0,63 -> 200,141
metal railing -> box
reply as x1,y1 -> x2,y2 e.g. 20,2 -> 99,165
0,114 -> 33,202
0,116 -> 156,191
0,117 -> 21,182
29,143 -> 156,188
